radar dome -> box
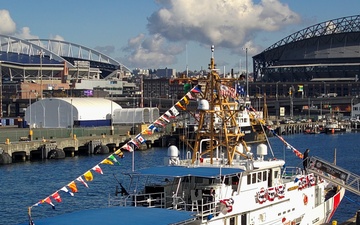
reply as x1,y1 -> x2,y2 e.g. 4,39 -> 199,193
198,99 -> 209,110
167,145 -> 179,158
256,144 -> 268,156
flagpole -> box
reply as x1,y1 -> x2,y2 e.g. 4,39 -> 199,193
132,149 -> 135,172
132,96 -> 135,172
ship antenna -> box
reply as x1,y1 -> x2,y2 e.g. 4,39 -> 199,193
211,45 -> 214,58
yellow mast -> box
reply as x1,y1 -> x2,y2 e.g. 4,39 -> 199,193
175,46 -> 251,165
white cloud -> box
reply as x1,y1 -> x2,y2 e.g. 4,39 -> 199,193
122,33 -> 184,69
16,27 -> 39,40
0,10 -> 16,34
49,34 -> 65,41
147,0 -> 300,49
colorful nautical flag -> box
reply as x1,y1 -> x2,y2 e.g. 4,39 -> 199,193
117,150 -> 124,158
236,84 -> 245,95
186,92 -> 195,100
165,111 -> 176,119
175,102 -> 186,110
84,170 -> 94,181
148,124 -> 159,133
42,197 -> 55,209
169,106 -> 180,116
51,192 -> 62,203
76,176 -> 89,188
191,86 -> 202,93
183,96 -> 189,105
136,134 -> 146,144
268,126 -> 303,159
92,165 -> 103,174
154,119 -> 166,128
130,139 -> 140,148
68,181 -> 78,193
121,143 -> 134,152
160,114 -> 170,123
101,159 -> 114,165
60,186 -> 74,196
108,154 -> 120,165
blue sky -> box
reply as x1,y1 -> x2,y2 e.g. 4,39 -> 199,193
1,0 -> 360,73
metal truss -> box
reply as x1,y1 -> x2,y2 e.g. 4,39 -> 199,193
253,15 -> 360,81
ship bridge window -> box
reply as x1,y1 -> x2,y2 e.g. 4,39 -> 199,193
247,171 -> 267,185
263,171 -> 267,181
252,173 -> 256,183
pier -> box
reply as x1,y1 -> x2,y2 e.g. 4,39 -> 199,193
0,132 -> 163,163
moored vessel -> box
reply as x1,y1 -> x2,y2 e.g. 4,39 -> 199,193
22,46 -> 346,225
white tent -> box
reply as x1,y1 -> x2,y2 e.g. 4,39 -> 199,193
24,98 -> 122,128
112,107 -> 160,124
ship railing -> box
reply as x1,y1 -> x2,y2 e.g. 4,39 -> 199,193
192,199 -> 224,221
281,166 -> 303,179
108,192 -> 166,208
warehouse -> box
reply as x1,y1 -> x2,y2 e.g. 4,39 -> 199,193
24,98 -> 121,128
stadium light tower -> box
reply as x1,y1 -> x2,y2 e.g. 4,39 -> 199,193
38,50 -> 44,99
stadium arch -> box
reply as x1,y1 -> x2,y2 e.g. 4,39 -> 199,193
253,15 -> 360,83
0,35 -> 131,82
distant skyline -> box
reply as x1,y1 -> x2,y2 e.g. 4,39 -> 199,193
1,0 -> 360,73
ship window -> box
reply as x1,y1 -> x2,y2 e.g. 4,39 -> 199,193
229,216 -> 236,225
262,171 -> 267,181
247,174 -> 251,184
252,174 -> 256,183
274,170 -> 279,179
257,172 -> 262,181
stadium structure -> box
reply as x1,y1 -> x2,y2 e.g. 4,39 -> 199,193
253,15 -> 360,83
0,35 -> 136,118
0,36 -> 131,81
251,15 -> 360,101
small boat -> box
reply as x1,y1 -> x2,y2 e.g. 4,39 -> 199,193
304,125 -> 321,134
22,46 -> 345,225
324,120 -> 347,134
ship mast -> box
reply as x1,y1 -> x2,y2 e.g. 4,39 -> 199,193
174,46 -> 251,165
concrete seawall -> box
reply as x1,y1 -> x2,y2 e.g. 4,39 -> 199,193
0,133 -> 162,163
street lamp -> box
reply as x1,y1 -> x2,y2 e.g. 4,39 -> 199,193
38,50 -> 44,99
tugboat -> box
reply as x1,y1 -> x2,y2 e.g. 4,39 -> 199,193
23,46 -> 345,225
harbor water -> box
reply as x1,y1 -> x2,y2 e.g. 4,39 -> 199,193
1,132 -> 360,225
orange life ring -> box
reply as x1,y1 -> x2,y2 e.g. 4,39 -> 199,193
303,194 -> 308,205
